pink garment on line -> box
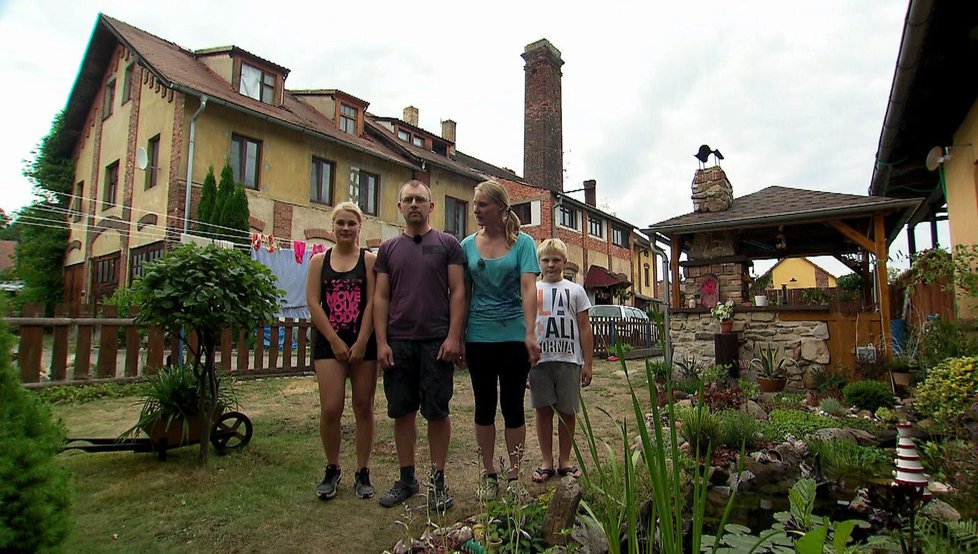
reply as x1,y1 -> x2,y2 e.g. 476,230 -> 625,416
293,240 -> 306,264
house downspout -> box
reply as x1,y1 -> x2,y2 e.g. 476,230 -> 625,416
652,242 -> 672,367
183,95 -> 208,233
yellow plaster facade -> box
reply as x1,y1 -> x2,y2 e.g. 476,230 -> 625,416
770,257 -> 838,289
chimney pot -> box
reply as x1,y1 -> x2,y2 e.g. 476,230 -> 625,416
403,106 -> 419,127
441,119 -> 456,143
584,179 -> 597,206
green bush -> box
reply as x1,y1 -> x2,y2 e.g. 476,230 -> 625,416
33,381 -> 146,405
808,439 -> 891,481
842,380 -> 894,412
765,409 -> 878,441
918,319 -> 978,370
0,303 -> 72,552
914,356 -> 978,435
819,397 -> 846,416
718,410 -> 764,448
676,405 -> 722,456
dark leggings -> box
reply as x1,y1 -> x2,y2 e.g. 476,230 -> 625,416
466,341 -> 531,428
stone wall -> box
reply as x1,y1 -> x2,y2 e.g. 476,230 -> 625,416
683,231 -> 750,305
670,311 -> 831,389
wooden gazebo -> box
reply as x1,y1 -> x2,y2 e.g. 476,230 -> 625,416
647,177 -> 920,379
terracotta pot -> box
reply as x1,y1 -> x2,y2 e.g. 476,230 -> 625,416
719,319 -> 734,334
757,376 -> 786,393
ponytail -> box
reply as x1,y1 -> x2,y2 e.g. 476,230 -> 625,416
503,207 -> 521,247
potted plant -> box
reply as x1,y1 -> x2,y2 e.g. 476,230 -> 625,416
710,299 -> 735,333
120,365 -> 238,449
749,274 -> 772,307
750,342 -> 793,392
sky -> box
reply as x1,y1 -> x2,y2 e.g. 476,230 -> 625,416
0,0 -> 942,275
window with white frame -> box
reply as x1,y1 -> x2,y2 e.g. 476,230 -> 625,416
397,129 -> 410,142
339,104 -> 357,135
349,168 -> 378,216
511,201 -> 541,227
412,135 -> 424,148
558,206 -> 578,229
230,134 -> 261,189
612,226 -> 629,248
311,158 -> 334,205
588,215 -> 604,238
239,63 -> 275,103
444,196 -> 467,238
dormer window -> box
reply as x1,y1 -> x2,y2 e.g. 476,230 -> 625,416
239,63 -> 275,103
412,136 -> 424,148
339,104 -> 357,135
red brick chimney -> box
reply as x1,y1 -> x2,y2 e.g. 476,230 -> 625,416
522,39 -> 564,192
583,179 -> 597,206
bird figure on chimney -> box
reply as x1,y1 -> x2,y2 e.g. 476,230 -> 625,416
694,145 -> 724,168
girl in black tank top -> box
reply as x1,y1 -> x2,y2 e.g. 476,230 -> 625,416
305,202 -> 378,501
313,248 -> 377,360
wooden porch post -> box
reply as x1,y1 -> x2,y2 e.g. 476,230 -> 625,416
875,213 -> 892,359
670,236 -> 681,307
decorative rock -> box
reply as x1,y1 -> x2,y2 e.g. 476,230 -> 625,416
744,400 -> 768,421
921,499 -> 961,523
848,428 -> 880,447
709,466 -> 730,486
811,322 -> 829,340
800,339 -> 830,364
810,428 -> 862,444
751,312 -> 776,322
570,512 -> 611,554
543,476 -> 583,546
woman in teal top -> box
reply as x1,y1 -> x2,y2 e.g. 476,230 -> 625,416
461,180 -> 541,499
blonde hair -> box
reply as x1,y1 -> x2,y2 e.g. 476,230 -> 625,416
331,201 -> 364,224
537,238 -> 568,261
475,180 -> 521,247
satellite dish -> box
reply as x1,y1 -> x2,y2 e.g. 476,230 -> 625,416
925,146 -> 947,171
135,147 -> 148,170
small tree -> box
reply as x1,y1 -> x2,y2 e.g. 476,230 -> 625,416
197,166 -> 218,237
211,163 -> 236,241
220,180 -> 250,246
132,244 -> 282,465
0,301 -> 72,551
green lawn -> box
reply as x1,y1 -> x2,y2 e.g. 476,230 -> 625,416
53,360 -> 647,553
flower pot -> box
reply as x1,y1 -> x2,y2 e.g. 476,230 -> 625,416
754,295 -> 768,307
757,376 -> 786,393
719,319 -> 734,334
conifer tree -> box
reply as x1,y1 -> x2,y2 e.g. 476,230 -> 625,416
223,181 -> 250,246
197,166 -> 217,237
212,163 -> 236,241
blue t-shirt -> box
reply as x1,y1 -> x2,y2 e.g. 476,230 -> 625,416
461,232 -> 541,342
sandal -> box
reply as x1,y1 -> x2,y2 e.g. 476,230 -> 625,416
557,466 -> 581,479
531,467 -> 556,483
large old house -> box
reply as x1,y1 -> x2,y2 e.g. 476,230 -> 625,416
56,14 -> 651,309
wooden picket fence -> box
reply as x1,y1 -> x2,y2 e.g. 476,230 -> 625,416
5,303 -> 664,387
7,303 -> 315,387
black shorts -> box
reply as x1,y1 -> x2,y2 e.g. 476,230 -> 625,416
382,339 -> 454,420
312,330 -> 377,361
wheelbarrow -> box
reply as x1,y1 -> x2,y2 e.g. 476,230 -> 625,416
63,411 -> 253,461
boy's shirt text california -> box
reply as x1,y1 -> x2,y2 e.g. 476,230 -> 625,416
534,279 -> 591,365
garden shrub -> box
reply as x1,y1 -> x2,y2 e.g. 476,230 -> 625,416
0,304 -> 72,552
676,405 -> 722,456
818,397 -> 846,417
718,410 -> 764,448
914,356 -> 978,435
807,439 -> 891,481
737,378 -> 760,401
842,379 -> 894,412
765,409 -> 878,441
698,382 -> 744,411
811,365 -> 847,395
918,319 -> 978,370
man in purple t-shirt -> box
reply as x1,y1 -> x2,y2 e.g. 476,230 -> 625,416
373,180 -> 466,511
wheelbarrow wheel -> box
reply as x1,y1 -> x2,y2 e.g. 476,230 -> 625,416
211,411 -> 253,455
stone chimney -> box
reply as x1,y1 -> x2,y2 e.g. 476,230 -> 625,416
441,119 -> 456,143
691,166 -> 733,213
403,106 -> 419,127
583,179 -> 597,206
522,39 -> 564,192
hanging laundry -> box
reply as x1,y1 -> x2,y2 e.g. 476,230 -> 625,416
252,232 -> 262,250
265,234 -> 279,252
310,243 -> 326,256
293,240 -> 306,264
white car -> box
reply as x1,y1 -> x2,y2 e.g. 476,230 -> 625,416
588,305 -> 649,320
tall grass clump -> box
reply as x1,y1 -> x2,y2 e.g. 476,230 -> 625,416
575,347 -> 739,553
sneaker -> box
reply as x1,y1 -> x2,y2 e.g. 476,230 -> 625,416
316,464 -> 341,500
427,470 -> 454,511
476,474 -> 499,502
379,479 -> 420,508
354,468 -> 375,499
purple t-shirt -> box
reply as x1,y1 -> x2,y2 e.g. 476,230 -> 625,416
374,230 -> 466,341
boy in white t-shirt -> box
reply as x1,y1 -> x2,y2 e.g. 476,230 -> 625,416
529,238 -> 593,482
